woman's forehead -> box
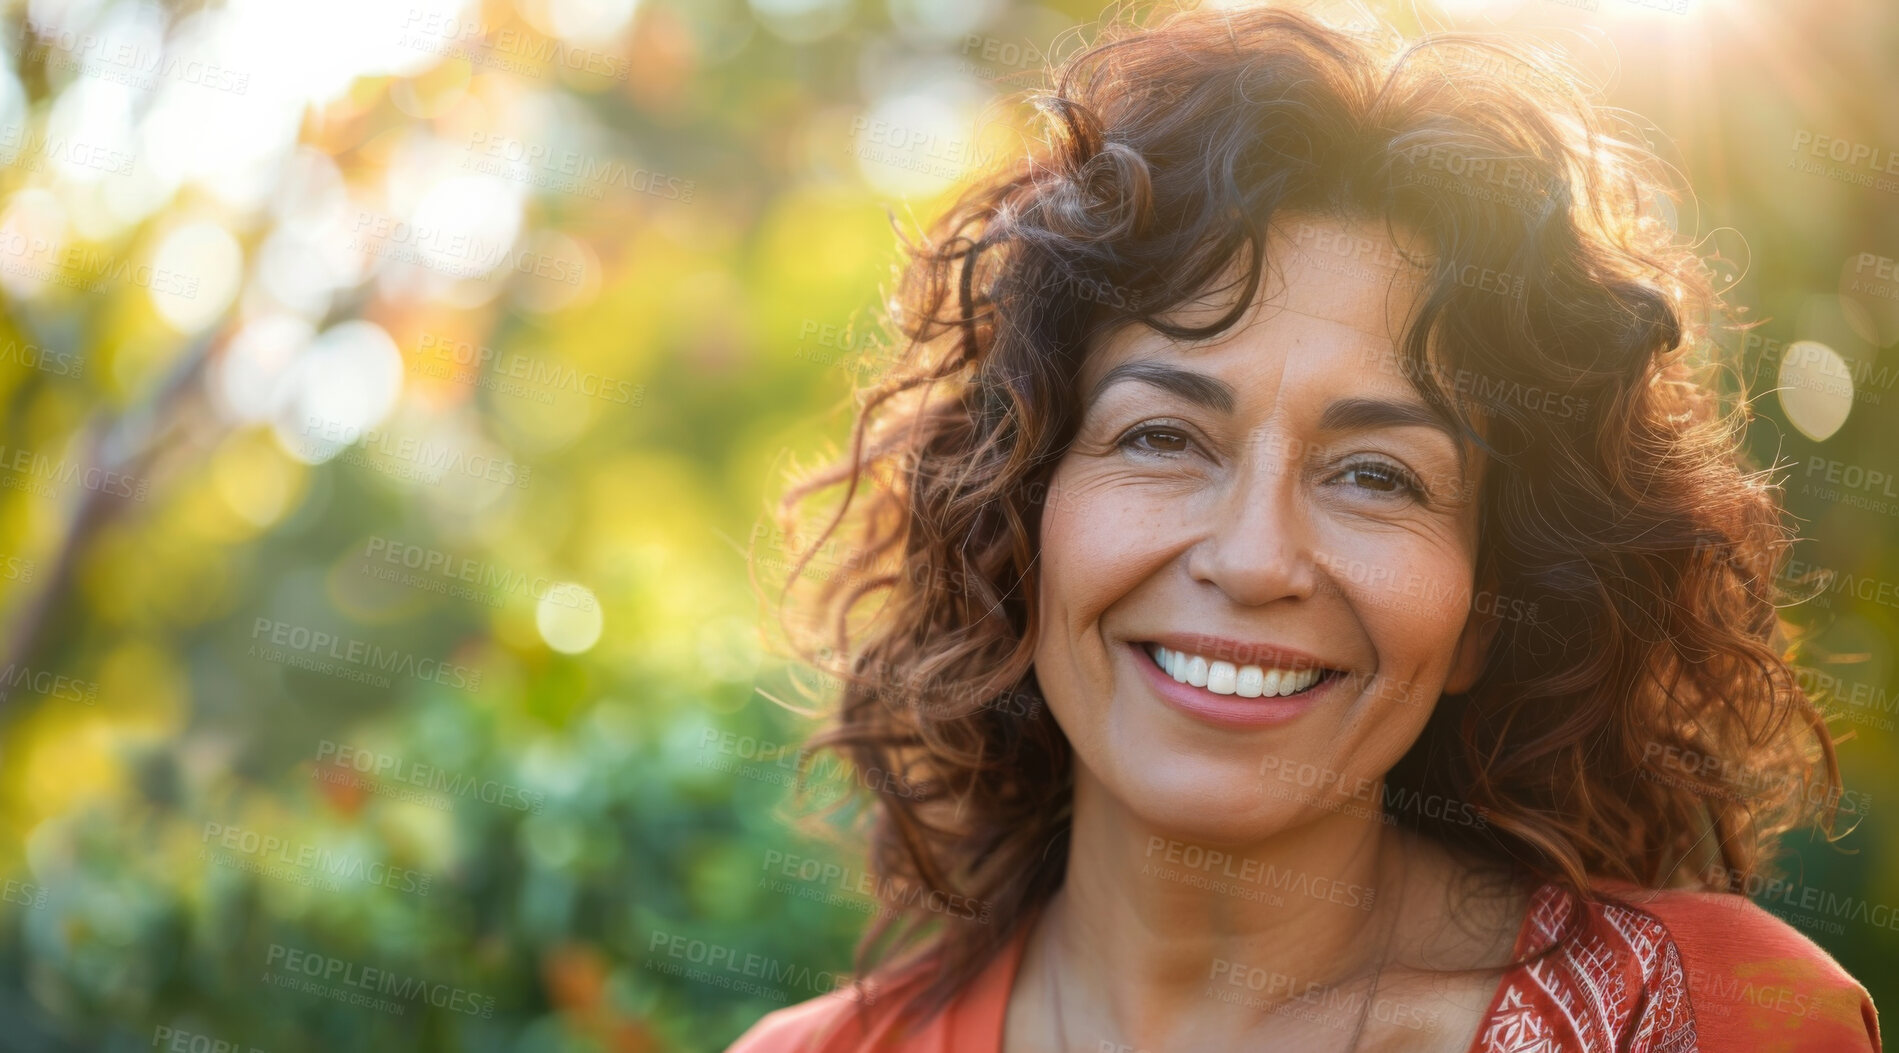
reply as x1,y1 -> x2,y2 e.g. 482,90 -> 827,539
1083,306 -> 1410,395
1078,218 -> 1435,391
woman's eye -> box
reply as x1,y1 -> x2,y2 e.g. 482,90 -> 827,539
1119,426 -> 1194,456
1337,460 -> 1422,498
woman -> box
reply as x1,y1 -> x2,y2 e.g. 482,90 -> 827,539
733,5 -> 1882,1051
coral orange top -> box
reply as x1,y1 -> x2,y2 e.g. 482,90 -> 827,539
727,880 -> 1881,1052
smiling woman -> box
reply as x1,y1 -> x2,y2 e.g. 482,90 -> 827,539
735,4 -> 1880,1052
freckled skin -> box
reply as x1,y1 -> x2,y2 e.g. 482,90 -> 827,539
1005,215 -> 1514,1053
1035,215 -> 1493,844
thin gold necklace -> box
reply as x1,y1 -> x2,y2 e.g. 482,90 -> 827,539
1042,860 -> 1409,1053
1340,863 -> 1407,1053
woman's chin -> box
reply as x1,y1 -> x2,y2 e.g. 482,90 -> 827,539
1091,763 -> 1313,844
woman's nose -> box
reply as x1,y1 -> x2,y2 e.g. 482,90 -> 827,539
1182,452 -> 1320,607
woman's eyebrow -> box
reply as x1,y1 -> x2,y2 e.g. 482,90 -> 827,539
1086,361 -> 1236,414
1087,362 -> 1458,442
1318,396 -> 1470,475
1087,362 -> 1470,474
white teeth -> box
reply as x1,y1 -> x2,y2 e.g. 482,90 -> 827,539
1235,666 -> 1264,698
1206,661 -> 1237,694
1147,644 -> 1328,697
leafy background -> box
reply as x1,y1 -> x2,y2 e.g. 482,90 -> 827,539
0,0 -> 1892,1049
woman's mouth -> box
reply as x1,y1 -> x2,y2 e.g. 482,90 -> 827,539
1142,643 -> 1344,698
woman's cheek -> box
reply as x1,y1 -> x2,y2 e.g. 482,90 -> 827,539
1315,533 -> 1474,697
1040,474 -> 1146,595
1033,473 -> 1171,714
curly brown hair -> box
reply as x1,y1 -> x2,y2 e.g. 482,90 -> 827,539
759,1 -> 1847,1030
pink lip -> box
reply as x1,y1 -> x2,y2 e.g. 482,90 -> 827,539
1143,632 -> 1337,672
1128,641 -> 1344,728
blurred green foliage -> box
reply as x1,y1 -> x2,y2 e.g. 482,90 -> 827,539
0,0 -> 1890,1050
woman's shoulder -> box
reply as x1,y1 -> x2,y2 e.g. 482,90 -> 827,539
725,930 -> 1031,1053
1588,879 -> 1882,1052
725,985 -> 889,1053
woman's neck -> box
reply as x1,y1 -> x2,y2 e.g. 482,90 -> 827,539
1023,765 -> 1431,1049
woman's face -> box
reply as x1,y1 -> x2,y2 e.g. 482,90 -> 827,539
1033,215 -> 1496,843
